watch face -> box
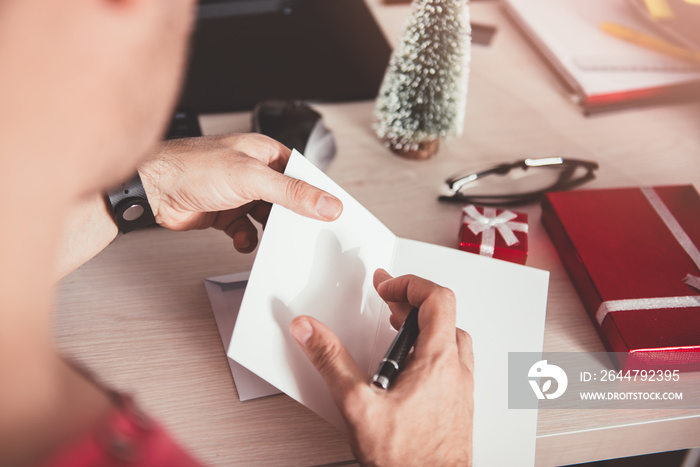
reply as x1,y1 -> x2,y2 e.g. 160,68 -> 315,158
114,198 -> 156,233
122,203 -> 146,222
107,174 -> 156,233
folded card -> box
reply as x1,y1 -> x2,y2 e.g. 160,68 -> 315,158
229,151 -> 550,466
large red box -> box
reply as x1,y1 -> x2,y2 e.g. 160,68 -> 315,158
542,185 -> 700,371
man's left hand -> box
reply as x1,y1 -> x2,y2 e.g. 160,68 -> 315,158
138,133 -> 343,252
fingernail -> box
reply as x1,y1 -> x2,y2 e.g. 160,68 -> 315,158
290,318 -> 313,346
235,232 -> 251,250
316,195 -> 342,220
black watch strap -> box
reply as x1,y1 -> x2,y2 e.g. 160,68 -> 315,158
106,173 -> 157,234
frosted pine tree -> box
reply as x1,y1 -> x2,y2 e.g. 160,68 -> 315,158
374,0 -> 471,160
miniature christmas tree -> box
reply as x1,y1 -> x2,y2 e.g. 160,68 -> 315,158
374,0 -> 471,160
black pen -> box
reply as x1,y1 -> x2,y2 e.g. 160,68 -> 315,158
371,307 -> 420,390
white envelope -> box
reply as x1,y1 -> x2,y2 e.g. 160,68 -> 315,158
204,272 -> 280,401
229,150 -> 550,466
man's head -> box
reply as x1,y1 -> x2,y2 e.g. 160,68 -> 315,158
0,0 -> 196,198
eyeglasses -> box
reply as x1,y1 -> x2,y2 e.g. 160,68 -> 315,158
438,157 -> 599,206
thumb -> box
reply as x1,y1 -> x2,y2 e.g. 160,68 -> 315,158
290,316 -> 367,404
247,166 -> 343,221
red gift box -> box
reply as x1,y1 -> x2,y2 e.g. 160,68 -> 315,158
458,205 -> 528,264
542,185 -> 700,371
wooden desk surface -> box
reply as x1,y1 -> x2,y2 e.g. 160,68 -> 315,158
55,1 -> 700,466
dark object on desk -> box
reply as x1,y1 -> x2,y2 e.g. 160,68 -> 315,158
438,157 -> 598,206
252,100 -> 336,171
165,109 -> 203,140
378,2 -> 498,46
471,22 -> 497,46
178,0 -> 392,113
378,0 -> 497,46
371,307 -> 420,390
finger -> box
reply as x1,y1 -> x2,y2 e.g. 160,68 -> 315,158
456,329 -> 475,375
211,207 -> 248,231
235,228 -> 258,254
248,201 -> 272,227
209,208 -> 260,252
389,313 -> 405,331
412,293 -> 458,361
373,269 -> 413,327
385,301 -> 416,329
222,215 -> 258,253
376,274 -> 458,359
375,274 -> 441,305
290,316 -> 368,411
372,268 -> 393,289
244,165 -> 343,221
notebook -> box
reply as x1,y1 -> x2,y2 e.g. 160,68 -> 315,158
502,0 -> 700,113
228,150 -> 550,466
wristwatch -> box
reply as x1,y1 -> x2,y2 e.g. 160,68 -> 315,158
106,173 -> 157,234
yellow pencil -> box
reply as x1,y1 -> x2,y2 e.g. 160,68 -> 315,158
600,21 -> 700,66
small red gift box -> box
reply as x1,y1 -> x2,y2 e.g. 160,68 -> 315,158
542,185 -> 700,371
458,205 -> 528,264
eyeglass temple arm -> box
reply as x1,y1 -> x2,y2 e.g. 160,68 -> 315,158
446,158 -> 598,192
446,163 -> 516,192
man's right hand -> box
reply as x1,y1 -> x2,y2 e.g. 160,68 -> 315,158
290,270 -> 474,466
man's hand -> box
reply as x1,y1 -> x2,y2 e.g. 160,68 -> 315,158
138,133 -> 343,252
290,270 -> 474,466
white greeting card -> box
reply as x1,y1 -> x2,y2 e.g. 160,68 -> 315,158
229,151 -> 549,466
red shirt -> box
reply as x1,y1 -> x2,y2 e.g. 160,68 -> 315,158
42,393 -> 202,467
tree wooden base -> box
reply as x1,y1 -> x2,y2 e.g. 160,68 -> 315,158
388,139 -> 440,160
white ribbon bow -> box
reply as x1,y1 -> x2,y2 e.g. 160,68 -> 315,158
686,274 -> 700,292
462,205 -> 528,257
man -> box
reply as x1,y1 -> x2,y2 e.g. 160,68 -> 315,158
0,0 -> 474,465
